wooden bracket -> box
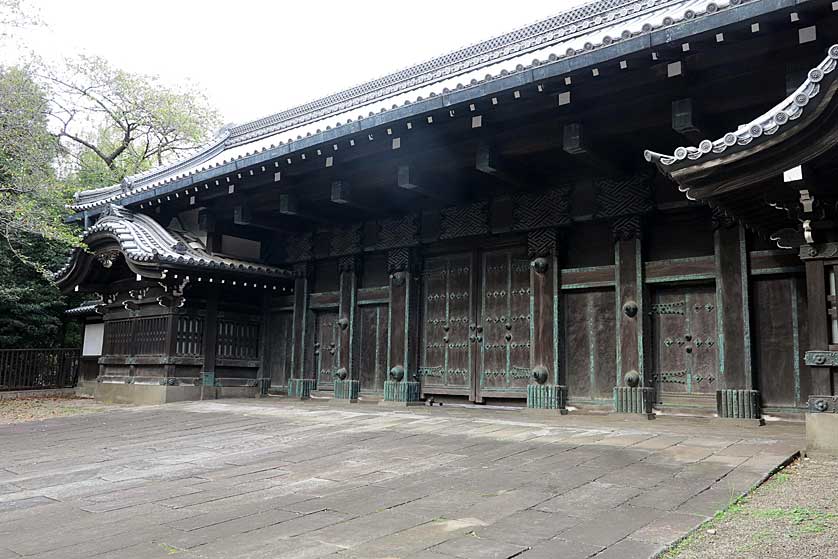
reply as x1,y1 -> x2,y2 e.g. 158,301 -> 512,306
671,98 -> 704,145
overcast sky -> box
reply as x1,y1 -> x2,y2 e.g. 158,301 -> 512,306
12,0 -> 584,126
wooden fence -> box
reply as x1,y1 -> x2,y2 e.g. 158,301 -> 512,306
0,349 -> 80,391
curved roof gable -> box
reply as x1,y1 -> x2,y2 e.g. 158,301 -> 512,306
645,44 -> 838,199
55,205 -> 291,289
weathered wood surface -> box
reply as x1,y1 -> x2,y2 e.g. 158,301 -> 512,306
751,276 -> 807,409
563,289 -> 616,401
715,225 -> 751,391
650,285 -> 718,404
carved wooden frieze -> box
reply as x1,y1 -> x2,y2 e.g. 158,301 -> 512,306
440,201 -> 489,240
800,242 -> 838,260
711,207 -> 737,230
331,224 -> 362,257
387,247 -> 410,274
283,231 -> 313,262
611,214 -> 642,241
376,214 -> 419,250
527,228 -> 559,258
804,350 -> 838,367
512,187 -> 571,231
338,254 -> 361,273
293,262 -> 312,279
595,173 -> 653,218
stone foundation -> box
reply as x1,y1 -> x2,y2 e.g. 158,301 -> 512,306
806,396 -> 838,455
94,379 -> 259,404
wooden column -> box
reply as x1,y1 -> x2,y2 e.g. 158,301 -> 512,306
202,285 -> 219,377
337,256 -> 359,380
804,257 -> 832,395
290,263 -> 311,380
714,222 -> 752,389
256,291 -> 272,391
528,229 -> 560,384
614,216 -> 646,386
386,248 -> 418,381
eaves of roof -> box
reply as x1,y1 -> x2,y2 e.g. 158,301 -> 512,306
69,0 -> 805,219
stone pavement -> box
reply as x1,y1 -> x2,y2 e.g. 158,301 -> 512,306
0,399 -> 803,559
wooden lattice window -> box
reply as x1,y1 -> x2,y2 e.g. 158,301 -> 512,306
103,320 -> 133,355
216,319 -> 259,360
176,315 -> 204,357
103,316 -> 169,356
133,317 -> 168,355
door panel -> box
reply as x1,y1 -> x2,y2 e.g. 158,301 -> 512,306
268,311 -> 293,387
313,310 -> 339,391
651,285 -> 719,404
357,304 -> 388,392
419,254 -> 473,394
563,289 -> 617,401
752,276 -> 806,409
478,250 -> 532,399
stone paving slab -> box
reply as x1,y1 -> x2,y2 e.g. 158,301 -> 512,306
0,399 -> 804,558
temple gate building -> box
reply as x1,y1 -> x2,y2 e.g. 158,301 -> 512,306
60,0 -> 838,450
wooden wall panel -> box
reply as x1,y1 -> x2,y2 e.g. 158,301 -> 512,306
357,304 -> 389,391
752,276 -> 805,409
268,311 -> 293,388
563,289 -> 616,402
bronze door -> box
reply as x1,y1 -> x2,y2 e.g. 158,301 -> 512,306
477,249 -> 532,401
419,253 -> 474,396
313,310 -> 340,391
650,285 -> 719,404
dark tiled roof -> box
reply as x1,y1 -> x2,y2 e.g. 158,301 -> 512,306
70,0 -> 769,212
645,44 -> 838,172
55,205 -> 292,282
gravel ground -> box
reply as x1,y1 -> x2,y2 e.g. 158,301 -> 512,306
0,396 -> 118,424
664,455 -> 838,559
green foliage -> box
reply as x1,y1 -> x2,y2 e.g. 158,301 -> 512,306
0,4 -> 219,350
0,238 -> 75,348
42,55 -> 221,188
0,65 -> 80,279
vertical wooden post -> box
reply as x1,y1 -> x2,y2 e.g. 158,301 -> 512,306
291,263 -> 311,380
202,285 -> 219,379
528,229 -> 560,384
257,291 -> 272,393
337,256 -> 359,380
714,222 -> 752,389
804,259 -> 832,395
614,216 -> 645,387
386,248 -> 418,382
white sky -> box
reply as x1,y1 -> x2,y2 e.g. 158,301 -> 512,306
10,0 -> 584,126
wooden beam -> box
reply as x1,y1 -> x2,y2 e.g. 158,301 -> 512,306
330,180 -> 374,213
671,98 -> 704,144
562,123 -> 623,175
278,193 -> 327,223
474,142 -> 523,189
396,164 -> 454,202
